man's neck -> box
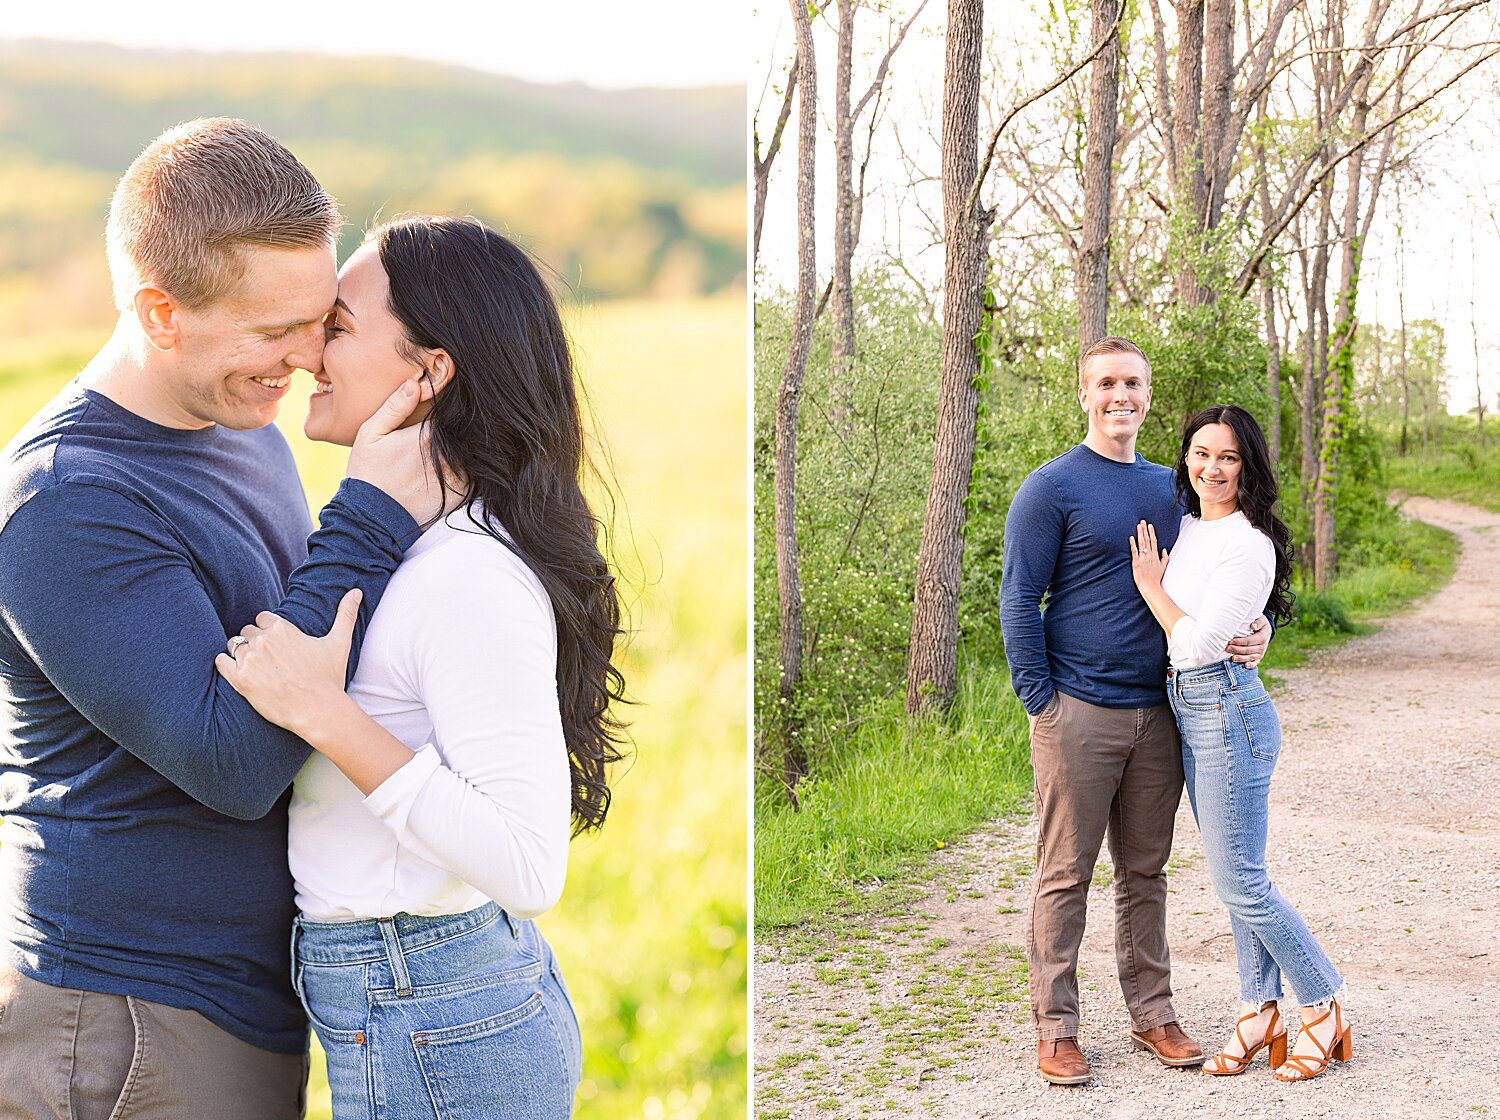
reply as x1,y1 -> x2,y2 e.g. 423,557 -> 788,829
1082,429 -> 1137,464
78,319 -> 211,430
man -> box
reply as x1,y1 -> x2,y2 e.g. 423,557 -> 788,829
1000,336 -> 1271,1086
0,119 -> 437,1117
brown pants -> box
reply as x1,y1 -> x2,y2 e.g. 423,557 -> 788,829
1027,690 -> 1183,1039
0,969 -> 306,1120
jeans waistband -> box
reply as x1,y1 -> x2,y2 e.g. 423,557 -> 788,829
292,902 -> 519,968
1166,659 -> 1259,688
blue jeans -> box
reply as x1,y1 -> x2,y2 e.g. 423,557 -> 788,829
1169,660 -> 1344,1007
291,903 -> 581,1120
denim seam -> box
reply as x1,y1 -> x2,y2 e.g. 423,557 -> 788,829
1219,706 -> 1277,1002
1250,887 -> 1343,1006
369,962 -> 545,1005
1216,714 -> 1341,1007
399,908 -> 504,958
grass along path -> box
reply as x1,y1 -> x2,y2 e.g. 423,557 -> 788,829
753,496 -> 1500,1119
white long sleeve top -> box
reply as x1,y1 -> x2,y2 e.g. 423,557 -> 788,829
1159,510 -> 1275,670
288,504 -> 571,922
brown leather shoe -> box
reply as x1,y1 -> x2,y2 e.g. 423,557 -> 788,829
1129,1021 -> 1206,1067
1037,1037 -> 1091,1085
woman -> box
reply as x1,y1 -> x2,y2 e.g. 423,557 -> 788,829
217,215 -> 625,1118
1129,404 -> 1349,1083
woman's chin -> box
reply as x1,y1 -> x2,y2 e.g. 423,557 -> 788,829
303,413 -> 355,447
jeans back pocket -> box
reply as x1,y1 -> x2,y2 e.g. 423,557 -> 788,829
412,992 -> 575,1119
1231,691 -> 1281,761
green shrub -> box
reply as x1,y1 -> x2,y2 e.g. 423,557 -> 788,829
1291,590 -> 1356,636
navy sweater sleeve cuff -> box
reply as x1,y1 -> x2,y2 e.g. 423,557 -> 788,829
333,478 -> 421,551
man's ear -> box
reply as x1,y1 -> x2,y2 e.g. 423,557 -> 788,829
133,287 -> 182,352
421,350 -> 456,399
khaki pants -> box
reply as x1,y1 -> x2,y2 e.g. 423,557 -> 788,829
1027,691 -> 1183,1039
0,970 -> 306,1120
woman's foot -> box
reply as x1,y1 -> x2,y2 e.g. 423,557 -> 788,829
1202,1001 -> 1285,1075
1275,995 -> 1352,1082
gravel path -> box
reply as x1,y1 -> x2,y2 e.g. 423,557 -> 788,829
754,496 -> 1500,1119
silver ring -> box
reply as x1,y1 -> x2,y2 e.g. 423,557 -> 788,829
227,636 -> 249,657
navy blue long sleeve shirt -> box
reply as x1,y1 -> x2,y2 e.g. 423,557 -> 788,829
1000,443 -> 1183,715
0,384 -> 418,1054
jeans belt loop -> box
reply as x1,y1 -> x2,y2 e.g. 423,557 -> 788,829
378,917 -> 413,996
503,909 -> 520,941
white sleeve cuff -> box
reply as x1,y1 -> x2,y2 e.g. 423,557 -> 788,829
363,746 -> 442,840
1167,615 -> 1207,667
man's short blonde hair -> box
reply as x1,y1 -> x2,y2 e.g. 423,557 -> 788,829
105,117 -> 341,310
1079,335 -> 1152,389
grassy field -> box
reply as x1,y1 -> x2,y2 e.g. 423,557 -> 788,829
0,295 -> 747,1119
1384,433 -> 1500,515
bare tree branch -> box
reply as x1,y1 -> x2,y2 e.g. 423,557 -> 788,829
968,1 -> 1126,219
1237,36 -> 1500,296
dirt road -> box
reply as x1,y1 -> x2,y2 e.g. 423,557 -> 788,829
754,496 -> 1500,1119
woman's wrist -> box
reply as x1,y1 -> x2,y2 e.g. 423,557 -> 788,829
296,691 -> 364,753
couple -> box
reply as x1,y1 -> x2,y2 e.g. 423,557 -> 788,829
1001,337 -> 1350,1087
0,118 -> 619,1118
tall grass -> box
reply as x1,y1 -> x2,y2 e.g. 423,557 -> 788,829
0,295 -> 747,1120
755,664 -> 1030,930
1383,427 -> 1500,515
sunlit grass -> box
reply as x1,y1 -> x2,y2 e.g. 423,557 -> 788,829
755,665 -> 1031,931
1384,435 -> 1500,515
0,293 -> 747,1119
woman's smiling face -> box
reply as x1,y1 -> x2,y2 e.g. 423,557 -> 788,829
1185,421 -> 1242,516
304,242 -> 429,447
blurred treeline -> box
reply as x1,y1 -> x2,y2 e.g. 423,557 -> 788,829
0,39 -> 745,343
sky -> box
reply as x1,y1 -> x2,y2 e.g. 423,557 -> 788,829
754,1 -> 1500,417
6,0 -> 747,89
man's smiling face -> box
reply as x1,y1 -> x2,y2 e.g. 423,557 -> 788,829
1079,350 -> 1151,448
165,244 -> 338,430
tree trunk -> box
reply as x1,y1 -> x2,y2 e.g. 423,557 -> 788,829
1201,0 -> 1234,232
773,0 -> 818,792
1312,87 -> 1370,592
1302,185 -> 1329,487
753,60 -> 798,267
1171,0 -> 1209,305
1078,0 -> 1120,350
830,0 -> 858,422
1398,285 -> 1410,457
1474,232 -> 1488,446
1263,274 -> 1282,465
906,0 -> 984,716
1256,92 -> 1281,463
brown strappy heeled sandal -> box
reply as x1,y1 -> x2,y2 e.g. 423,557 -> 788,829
1275,997 -> 1353,1082
1202,1003 -> 1287,1076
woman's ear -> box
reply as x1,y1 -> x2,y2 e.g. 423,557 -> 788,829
421,350 -> 456,399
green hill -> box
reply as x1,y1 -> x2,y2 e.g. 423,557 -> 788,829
0,39 -> 746,334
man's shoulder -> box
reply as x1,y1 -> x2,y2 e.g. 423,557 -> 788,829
1020,446 -> 1083,492
1031,444 -> 1085,477
0,382 -> 94,530
1134,454 -> 1176,479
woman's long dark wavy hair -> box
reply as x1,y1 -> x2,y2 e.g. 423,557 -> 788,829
373,215 -> 625,834
1174,404 -> 1295,626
